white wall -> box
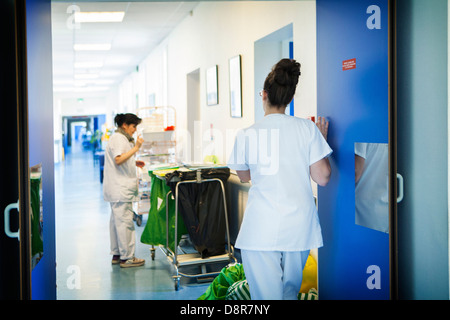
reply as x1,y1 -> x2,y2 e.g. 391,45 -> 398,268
119,1 -> 317,163
54,89 -> 119,127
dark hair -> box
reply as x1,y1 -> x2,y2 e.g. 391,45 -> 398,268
263,58 -> 301,108
114,113 -> 142,128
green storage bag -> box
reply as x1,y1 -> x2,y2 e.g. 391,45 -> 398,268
140,173 -> 187,252
198,263 -> 246,300
226,279 -> 251,300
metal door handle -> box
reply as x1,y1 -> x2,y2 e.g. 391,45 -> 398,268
397,173 -> 404,203
4,201 -> 20,240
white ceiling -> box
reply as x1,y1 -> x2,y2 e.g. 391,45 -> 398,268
51,1 -> 199,96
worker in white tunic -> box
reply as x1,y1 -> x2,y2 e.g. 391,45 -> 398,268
103,113 -> 146,268
227,59 -> 332,300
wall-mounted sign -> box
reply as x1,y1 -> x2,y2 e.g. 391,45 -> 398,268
342,58 -> 356,71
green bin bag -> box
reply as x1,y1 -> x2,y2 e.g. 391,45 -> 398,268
198,263 -> 246,300
198,263 -> 318,300
140,173 -> 187,252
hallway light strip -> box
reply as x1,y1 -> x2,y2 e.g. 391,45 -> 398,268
74,74 -> 99,80
73,43 -> 111,51
74,61 -> 104,69
74,11 -> 125,23
53,86 -> 110,93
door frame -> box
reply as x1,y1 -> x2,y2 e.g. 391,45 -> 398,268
388,0 -> 398,300
15,0 -> 32,300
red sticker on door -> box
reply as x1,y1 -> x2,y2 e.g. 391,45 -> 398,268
342,58 -> 356,71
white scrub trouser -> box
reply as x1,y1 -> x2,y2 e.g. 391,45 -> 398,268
241,249 -> 310,300
109,202 -> 136,260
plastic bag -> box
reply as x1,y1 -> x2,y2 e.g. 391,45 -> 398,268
165,167 -> 230,258
140,173 -> 187,252
198,263 -> 246,300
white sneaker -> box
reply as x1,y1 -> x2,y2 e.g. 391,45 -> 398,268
120,257 -> 145,268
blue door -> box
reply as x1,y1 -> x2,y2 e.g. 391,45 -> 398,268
317,0 -> 392,299
27,0 -> 56,300
0,0 -> 53,300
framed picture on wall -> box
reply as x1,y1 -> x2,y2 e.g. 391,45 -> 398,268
206,65 -> 218,106
229,55 -> 242,118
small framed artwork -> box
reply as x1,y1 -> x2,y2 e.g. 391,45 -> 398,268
229,55 -> 242,118
206,65 -> 218,106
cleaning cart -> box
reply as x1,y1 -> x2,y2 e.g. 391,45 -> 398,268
152,166 -> 236,290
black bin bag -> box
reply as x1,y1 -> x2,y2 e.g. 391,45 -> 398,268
165,167 -> 230,258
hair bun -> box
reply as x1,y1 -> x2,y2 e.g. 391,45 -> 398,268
273,59 -> 301,86
263,58 -> 301,107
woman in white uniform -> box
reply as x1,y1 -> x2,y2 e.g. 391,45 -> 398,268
103,113 -> 146,268
227,59 -> 332,299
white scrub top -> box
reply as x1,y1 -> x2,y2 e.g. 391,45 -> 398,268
354,142 -> 389,233
103,132 -> 139,203
227,114 -> 332,251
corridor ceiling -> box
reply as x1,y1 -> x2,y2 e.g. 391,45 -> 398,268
51,2 -> 199,96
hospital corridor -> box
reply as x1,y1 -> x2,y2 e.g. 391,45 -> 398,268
55,141 -> 209,299
1,0 -> 449,303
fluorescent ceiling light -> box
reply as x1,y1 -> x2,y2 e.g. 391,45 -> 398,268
73,43 -> 111,51
53,86 -> 110,93
104,56 -> 131,66
100,70 -> 124,77
74,81 -> 88,87
74,61 -> 104,69
53,87 -> 73,93
73,80 -> 115,87
74,12 -> 125,23
74,86 -> 110,92
92,80 -> 115,85
53,79 -> 75,85
74,74 -> 99,80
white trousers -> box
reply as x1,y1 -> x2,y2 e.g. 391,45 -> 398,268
241,249 -> 310,300
109,202 -> 136,260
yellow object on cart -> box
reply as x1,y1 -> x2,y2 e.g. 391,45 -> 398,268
299,254 -> 318,294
